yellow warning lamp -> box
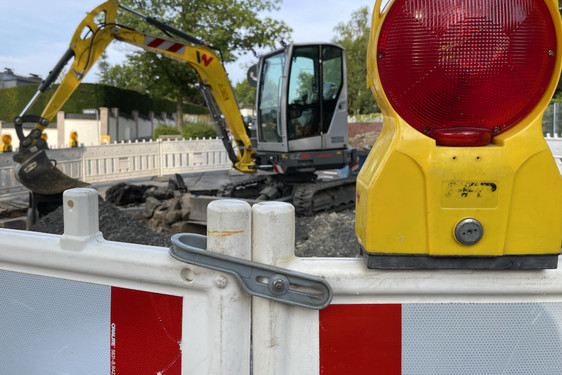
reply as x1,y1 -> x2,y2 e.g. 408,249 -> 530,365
356,0 -> 562,269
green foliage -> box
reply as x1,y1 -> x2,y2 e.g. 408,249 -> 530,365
97,0 -> 292,126
0,83 -> 208,122
120,0 -> 291,64
233,79 -> 257,108
332,7 -> 376,115
182,123 -> 217,139
153,124 -> 181,140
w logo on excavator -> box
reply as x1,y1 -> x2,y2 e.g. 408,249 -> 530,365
196,51 -> 214,67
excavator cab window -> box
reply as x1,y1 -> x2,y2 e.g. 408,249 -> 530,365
321,46 -> 343,134
286,45 -> 344,141
258,52 -> 285,143
287,46 -> 321,140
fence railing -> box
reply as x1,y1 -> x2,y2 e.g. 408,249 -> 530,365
0,136 -> 560,197
0,138 -> 231,196
543,102 -> 562,136
546,134 -> 562,174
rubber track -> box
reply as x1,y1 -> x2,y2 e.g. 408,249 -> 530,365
292,177 -> 356,216
218,175 -> 270,197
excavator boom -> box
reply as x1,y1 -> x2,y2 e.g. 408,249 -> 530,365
14,0 -> 256,195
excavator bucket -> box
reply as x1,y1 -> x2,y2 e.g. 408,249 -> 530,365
14,149 -> 90,195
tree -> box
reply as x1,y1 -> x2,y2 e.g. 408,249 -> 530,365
233,79 -> 257,109
96,52 -> 112,84
332,7 -> 376,115
102,0 -> 291,130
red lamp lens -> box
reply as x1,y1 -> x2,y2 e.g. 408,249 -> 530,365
377,0 -> 557,146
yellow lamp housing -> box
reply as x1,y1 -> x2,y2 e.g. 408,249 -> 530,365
356,0 -> 562,269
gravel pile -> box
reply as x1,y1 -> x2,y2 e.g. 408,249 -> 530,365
29,197 -> 172,247
295,210 -> 359,257
29,196 -> 359,257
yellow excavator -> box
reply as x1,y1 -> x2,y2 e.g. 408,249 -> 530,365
14,0 -> 356,218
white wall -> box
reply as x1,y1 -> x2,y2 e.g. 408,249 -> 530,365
64,119 -> 100,147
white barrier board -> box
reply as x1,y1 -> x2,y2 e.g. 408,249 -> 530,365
0,269 -> 183,375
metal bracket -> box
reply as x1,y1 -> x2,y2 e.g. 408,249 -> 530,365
170,233 -> 333,310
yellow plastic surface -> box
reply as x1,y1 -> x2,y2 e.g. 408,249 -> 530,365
357,0 -> 562,257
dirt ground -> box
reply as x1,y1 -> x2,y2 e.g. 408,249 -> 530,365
30,196 -> 360,257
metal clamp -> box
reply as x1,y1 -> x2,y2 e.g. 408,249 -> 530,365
170,233 -> 333,310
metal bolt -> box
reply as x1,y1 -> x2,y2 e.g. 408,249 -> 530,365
268,274 -> 289,296
378,52 -> 385,59
273,279 -> 285,292
454,218 -> 484,246
549,49 -> 555,57
493,126 -> 501,134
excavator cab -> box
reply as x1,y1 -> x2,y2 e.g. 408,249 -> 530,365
254,43 -> 354,175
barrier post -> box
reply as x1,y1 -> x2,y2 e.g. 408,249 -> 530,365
251,202 -> 319,374
207,200 -> 252,374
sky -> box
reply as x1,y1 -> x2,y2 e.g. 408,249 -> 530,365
0,0 -> 374,85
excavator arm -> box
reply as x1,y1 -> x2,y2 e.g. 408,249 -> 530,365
15,0 -> 256,194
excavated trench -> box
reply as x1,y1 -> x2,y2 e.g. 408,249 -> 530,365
29,180 -> 359,257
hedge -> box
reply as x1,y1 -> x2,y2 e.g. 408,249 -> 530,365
0,83 -> 208,122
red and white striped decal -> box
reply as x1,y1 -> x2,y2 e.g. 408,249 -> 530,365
144,36 -> 186,54
273,164 -> 284,174
0,270 -> 183,375
320,303 -> 562,374
351,159 -> 359,174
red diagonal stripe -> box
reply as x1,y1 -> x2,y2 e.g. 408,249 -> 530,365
167,43 -> 184,53
147,38 -> 164,48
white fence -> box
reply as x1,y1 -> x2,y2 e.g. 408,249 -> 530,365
0,138 -> 231,196
547,134 -> 562,174
1,190 -> 562,374
0,136 -> 560,197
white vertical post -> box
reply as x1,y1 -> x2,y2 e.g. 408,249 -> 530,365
157,138 -> 164,177
81,146 -> 87,181
61,188 -> 102,247
206,199 -> 252,374
251,202 -> 319,375
554,102 -> 558,136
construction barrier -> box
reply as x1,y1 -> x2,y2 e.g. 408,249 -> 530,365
0,138 -> 231,196
0,189 -> 250,374
1,189 -> 562,374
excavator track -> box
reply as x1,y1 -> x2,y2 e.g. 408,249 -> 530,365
218,175 -> 271,199
292,177 -> 357,216
217,174 -> 356,216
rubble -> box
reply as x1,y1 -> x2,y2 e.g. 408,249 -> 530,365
29,195 -> 172,247
295,209 -> 359,257
29,177 -> 359,257
348,130 -> 381,151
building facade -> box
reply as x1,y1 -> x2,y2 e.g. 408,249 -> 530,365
0,68 -> 42,89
